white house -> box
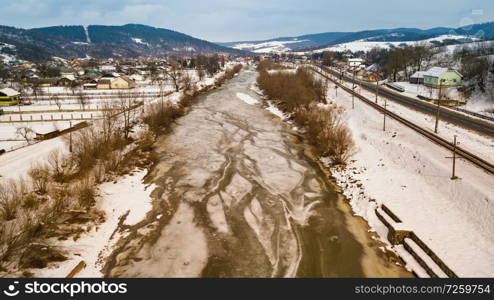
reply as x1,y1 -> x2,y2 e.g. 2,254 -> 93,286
100,65 -> 117,72
348,58 -> 365,67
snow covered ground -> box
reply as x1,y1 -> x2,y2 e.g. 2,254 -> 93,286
321,74 -> 494,277
389,81 -> 462,102
36,170 -> 155,277
310,35 -> 474,54
0,135 -> 67,181
232,40 -> 308,54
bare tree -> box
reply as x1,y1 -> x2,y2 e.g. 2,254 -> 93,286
69,80 -> 80,95
153,73 -> 168,105
101,101 -> 117,143
181,72 -> 193,93
16,126 -> 35,144
117,92 -> 140,139
52,95 -> 63,111
76,91 -> 88,110
165,64 -> 183,92
30,81 -> 42,101
197,68 -> 206,81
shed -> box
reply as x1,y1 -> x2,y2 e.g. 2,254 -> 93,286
410,71 -> 427,84
0,88 -> 20,106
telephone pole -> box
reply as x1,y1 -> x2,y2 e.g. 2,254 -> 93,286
69,120 -> 73,153
434,80 -> 444,134
451,135 -> 459,180
352,70 -> 356,109
375,74 -> 379,104
383,98 -> 387,131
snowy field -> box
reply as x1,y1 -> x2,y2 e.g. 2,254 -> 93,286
319,72 -> 494,277
310,35 -> 476,54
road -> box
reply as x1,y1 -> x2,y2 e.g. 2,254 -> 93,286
322,66 -> 494,138
104,68 -> 411,278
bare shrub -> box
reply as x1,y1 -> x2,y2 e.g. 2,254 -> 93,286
143,102 -> 184,135
47,150 -> 73,183
258,63 -> 354,166
257,66 -> 326,111
0,180 -> 25,221
75,178 -> 96,207
28,164 -> 50,195
293,105 -> 355,165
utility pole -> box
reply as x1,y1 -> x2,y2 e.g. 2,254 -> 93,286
352,70 -> 356,109
434,80 -> 444,134
383,97 -> 387,132
69,120 -> 73,153
335,85 -> 338,97
375,74 -> 379,103
451,135 -> 458,180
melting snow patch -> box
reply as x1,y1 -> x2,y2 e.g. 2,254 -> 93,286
236,92 -> 259,105
266,101 -> 287,119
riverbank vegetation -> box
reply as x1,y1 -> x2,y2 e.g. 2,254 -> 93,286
256,61 -> 354,165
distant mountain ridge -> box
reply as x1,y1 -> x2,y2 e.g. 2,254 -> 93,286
221,22 -> 494,53
0,24 -> 243,62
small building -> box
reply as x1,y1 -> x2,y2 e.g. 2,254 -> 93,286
60,72 -> 77,81
97,79 -> 112,89
96,76 -> 135,90
0,88 -> 20,106
423,67 -> 462,88
32,78 -> 59,87
410,71 -> 427,84
110,76 -> 135,89
58,77 -> 74,87
35,129 -> 60,141
348,58 -> 365,67
100,65 -> 117,72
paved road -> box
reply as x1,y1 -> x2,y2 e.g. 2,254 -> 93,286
104,68 -> 411,278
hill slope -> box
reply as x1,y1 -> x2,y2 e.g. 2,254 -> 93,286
0,24 -> 243,62
222,22 -> 494,53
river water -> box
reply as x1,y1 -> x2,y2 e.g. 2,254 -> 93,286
105,68 -> 411,278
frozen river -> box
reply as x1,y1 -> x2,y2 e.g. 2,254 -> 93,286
105,68 -> 411,278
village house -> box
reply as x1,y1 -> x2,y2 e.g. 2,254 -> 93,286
110,76 -> 136,89
100,65 -> 117,73
0,88 -> 20,106
422,67 -> 462,88
97,76 -> 135,90
348,58 -> 365,67
97,79 -> 112,90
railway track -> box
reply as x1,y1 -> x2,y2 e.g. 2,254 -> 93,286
321,65 -> 494,138
310,66 -> 494,175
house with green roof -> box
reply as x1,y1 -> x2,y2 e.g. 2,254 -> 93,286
423,67 -> 462,88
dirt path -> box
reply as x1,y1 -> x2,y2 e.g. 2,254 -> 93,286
104,68 -> 412,278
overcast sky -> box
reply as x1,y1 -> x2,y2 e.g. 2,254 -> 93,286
1,0 -> 493,42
